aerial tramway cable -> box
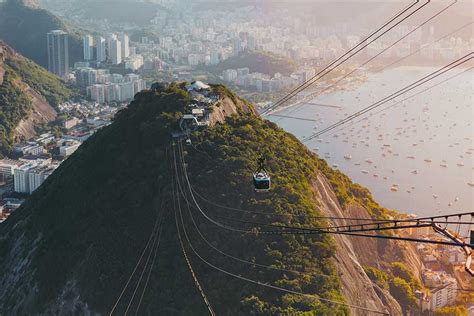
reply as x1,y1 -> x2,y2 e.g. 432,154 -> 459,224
109,195 -> 165,316
303,53 -> 473,141
261,0 -> 430,116
295,0 -> 458,112
134,216 -> 164,315
177,142 -> 473,249
171,150 -> 216,316
320,66 -> 473,139
173,170 -> 390,315
273,21 -> 474,124
175,157 -> 333,277
124,209 -> 165,315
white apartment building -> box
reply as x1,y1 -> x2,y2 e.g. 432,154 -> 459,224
96,36 -> 106,63
88,84 -> 106,103
14,143 -> 44,156
83,35 -> 94,60
223,69 -> 238,82
424,281 -> 458,311
47,30 -> 69,77
28,165 -> 56,194
110,39 -> 122,65
59,141 -> 81,157
14,163 -> 37,194
119,82 -> 134,101
0,159 -> 23,181
118,33 -> 130,59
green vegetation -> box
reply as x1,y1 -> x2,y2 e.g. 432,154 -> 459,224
0,0 -> 83,67
0,83 -> 352,314
206,51 -> 298,76
5,54 -> 75,106
0,66 -> 32,156
391,261 -> 422,289
364,263 -> 421,313
364,266 -> 390,290
189,114 -> 347,314
315,158 -> 394,219
434,305 -> 468,316
0,42 -> 74,156
389,277 -> 417,312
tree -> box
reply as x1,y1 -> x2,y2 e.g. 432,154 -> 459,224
389,277 -> 417,312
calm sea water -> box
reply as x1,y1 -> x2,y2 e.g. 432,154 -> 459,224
270,66 -> 473,220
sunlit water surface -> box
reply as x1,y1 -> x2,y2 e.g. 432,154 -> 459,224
270,66 -> 473,221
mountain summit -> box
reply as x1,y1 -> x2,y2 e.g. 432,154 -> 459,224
0,83 -> 421,314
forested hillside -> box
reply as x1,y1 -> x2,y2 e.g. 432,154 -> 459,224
0,41 -> 74,156
0,83 -> 417,314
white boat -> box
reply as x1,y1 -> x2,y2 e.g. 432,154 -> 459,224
440,163 -> 448,168
344,155 -> 352,160
468,183 -> 474,187
433,194 -> 438,199
456,162 -> 464,167
390,186 -> 398,192
362,170 -> 369,174
365,159 -> 373,164
424,159 -> 432,163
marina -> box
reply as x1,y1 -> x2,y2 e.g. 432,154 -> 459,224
270,66 -> 473,218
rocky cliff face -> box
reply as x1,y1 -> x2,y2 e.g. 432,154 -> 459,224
314,174 -> 423,315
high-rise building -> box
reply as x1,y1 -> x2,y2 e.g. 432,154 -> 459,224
83,35 -> 94,60
47,30 -> 69,77
105,33 -> 117,61
110,39 -> 122,65
87,84 -> 105,103
96,36 -> 106,63
232,37 -> 243,56
118,33 -> 130,59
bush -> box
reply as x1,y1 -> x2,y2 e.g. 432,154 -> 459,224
389,277 -> 417,312
434,306 -> 468,316
364,266 -> 390,290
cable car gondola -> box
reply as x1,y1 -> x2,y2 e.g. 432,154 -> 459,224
253,156 -> 271,192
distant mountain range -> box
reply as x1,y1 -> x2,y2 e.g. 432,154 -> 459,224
0,0 -> 83,68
